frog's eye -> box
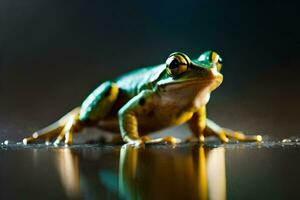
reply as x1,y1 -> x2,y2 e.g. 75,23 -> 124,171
166,54 -> 188,77
210,51 -> 222,71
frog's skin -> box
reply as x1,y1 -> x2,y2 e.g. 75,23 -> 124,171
23,51 -> 262,146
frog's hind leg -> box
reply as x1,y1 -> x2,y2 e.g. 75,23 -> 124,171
22,107 -> 81,145
56,81 -> 119,145
205,119 -> 262,143
23,81 -> 120,145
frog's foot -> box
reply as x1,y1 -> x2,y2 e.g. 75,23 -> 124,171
145,136 -> 182,145
221,129 -> 262,143
22,107 -> 81,145
23,131 -> 58,145
126,139 -> 145,147
123,136 -> 152,147
205,119 -> 262,143
54,113 -> 80,146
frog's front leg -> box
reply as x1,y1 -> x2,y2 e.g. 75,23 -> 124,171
118,91 -> 150,146
118,90 -> 181,146
187,106 -> 229,142
187,107 -> 262,143
187,106 -> 207,142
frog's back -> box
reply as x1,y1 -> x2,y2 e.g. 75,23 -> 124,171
115,64 -> 165,96
79,64 -> 165,125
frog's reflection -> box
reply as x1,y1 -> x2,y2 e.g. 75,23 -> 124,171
55,145 -> 226,200
54,149 -> 80,199
112,145 -> 226,200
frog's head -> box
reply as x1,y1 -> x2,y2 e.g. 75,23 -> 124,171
157,51 -> 223,91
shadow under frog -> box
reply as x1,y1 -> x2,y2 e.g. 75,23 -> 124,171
54,145 -> 227,200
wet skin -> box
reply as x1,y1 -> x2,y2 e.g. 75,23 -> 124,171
22,51 -> 262,146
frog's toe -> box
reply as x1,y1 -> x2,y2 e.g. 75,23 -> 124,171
22,131 -> 56,145
163,136 -> 181,144
64,129 -> 74,145
22,137 -> 30,145
22,135 -> 36,145
54,131 -> 65,146
218,131 -> 229,143
64,137 -> 73,146
127,139 -> 145,147
256,135 -> 263,142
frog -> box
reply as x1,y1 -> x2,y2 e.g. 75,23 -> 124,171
22,51 -> 262,146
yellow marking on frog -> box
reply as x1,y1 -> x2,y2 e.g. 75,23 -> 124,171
172,111 -> 194,125
89,83 -> 119,121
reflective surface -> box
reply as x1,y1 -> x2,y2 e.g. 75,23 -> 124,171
1,140 -> 300,200
1,1 -> 300,199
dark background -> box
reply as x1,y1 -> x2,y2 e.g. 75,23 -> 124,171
1,2 -> 300,200
1,0 -> 300,141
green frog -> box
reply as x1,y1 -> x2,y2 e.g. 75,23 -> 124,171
23,51 -> 262,146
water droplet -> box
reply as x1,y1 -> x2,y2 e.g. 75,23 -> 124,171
282,139 -> 291,143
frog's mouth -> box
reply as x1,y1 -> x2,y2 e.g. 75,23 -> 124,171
157,75 -> 223,89
156,78 -> 222,94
